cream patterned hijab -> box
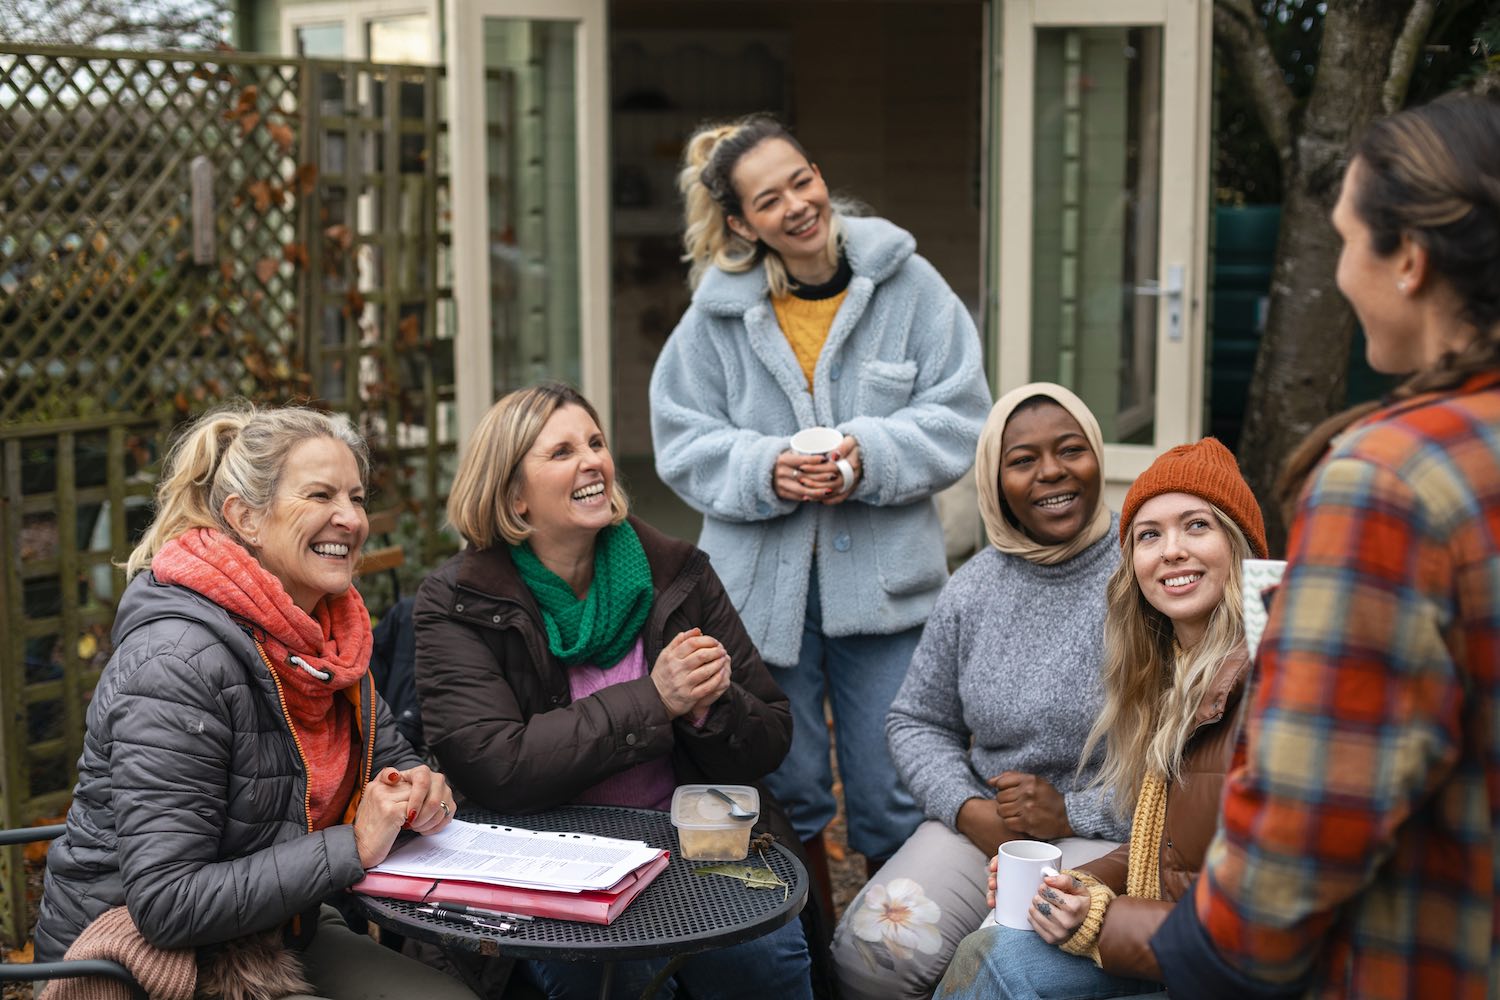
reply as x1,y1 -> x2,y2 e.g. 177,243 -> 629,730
975,382 -> 1112,565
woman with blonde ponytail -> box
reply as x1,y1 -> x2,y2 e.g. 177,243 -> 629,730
650,115 -> 992,912
1153,94 -> 1500,999
35,402 -> 477,1000
937,438 -> 1264,1000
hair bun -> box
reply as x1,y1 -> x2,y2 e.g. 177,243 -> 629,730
684,123 -> 737,170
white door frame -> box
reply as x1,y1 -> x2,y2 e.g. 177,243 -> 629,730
446,0 -> 611,444
996,0 -> 1211,489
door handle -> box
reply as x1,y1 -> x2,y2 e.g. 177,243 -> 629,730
1133,264 -> 1184,342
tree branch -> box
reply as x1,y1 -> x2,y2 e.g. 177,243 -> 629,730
1213,0 -> 1297,173
1383,0 -> 1441,113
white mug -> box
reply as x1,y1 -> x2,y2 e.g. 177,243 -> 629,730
789,426 -> 854,494
993,839 -> 1063,931
1241,558 -> 1288,660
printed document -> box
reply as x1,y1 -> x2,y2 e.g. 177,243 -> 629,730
370,820 -> 662,892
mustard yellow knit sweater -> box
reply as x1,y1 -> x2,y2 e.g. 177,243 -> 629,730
771,290 -> 847,389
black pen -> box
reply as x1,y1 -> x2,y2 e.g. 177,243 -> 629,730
416,906 -> 516,932
429,899 -> 534,923
430,901 -> 533,922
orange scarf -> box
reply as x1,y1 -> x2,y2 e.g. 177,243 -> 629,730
152,528 -> 371,830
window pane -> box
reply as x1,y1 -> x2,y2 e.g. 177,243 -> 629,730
369,15 -> 431,64
483,19 -> 581,395
296,23 -> 345,58
1030,27 -> 1163,445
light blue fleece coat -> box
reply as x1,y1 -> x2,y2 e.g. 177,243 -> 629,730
649,216 -> 992,666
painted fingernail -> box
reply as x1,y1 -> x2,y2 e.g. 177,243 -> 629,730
384,771 -> 403,785
407,809 -> 417,823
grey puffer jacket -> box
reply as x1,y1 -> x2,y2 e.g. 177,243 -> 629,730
33,572 -> 421,963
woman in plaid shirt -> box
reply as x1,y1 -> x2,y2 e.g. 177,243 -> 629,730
1152,93 -> 1500,999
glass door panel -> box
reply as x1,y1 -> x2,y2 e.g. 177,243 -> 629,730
1030,26 -> 1162,445
448,0 -> 608,443
996,0 -> 1210,489
483,19 -> 582,394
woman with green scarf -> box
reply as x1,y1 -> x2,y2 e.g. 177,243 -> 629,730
414,382 -> 813,1000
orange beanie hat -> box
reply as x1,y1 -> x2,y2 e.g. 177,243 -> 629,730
1119,437 -> 1268,558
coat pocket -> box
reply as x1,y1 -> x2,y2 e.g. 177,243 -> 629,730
869,502 -> 948,596
699,518 -> 764,609
855,359 -> 919,417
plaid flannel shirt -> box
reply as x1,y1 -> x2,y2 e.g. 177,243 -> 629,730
1153,374 -> 1500,999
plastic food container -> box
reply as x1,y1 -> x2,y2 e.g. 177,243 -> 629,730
670,784 -> 758,861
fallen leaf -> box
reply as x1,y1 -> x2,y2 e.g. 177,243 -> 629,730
398,314 -> 420,348
268,121 -> 294,152
7,941 -> 33,964
325,224 -> 352,250
247,180 -> 271,213
297,163 -> 319,195
254,257 -> 278,284
240,110 -> 260,135
693,862 -> 788,896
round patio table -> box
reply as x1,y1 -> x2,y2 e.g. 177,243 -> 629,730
353,804 -> 808,999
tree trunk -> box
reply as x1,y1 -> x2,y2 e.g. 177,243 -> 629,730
1234,0 -> 1410,555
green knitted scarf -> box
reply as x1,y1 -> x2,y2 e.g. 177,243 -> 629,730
509,522 -> 654,669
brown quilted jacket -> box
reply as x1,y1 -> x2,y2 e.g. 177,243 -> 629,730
1074,644 -> 1251,981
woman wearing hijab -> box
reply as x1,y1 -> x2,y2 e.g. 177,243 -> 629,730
831,384 -> 1129,999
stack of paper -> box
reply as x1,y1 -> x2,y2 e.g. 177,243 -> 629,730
352,820 -> 672,924
370,820 -> 663,892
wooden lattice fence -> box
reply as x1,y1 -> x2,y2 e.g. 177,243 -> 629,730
0,44 -> 456,947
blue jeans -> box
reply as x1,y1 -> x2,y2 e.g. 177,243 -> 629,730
520,916 -> 812,999
934,925 -> 1163,1000
761,573 -> 924,861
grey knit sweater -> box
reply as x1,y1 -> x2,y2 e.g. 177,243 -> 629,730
886,518 -> 1128,841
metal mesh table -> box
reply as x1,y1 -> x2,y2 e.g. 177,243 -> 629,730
354,804 -> 808,967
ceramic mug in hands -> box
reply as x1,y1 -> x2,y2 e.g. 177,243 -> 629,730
993,839 -> 1063,931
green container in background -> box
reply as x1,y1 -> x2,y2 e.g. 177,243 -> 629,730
1210,206 -> 1395,451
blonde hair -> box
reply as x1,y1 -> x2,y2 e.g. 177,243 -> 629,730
1081,503 -> 1250,814
447,382 -> 628,550
127,402 -> 369,576
678,114 -> 845,298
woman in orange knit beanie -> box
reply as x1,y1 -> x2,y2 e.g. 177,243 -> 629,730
936,437 -> 1262,999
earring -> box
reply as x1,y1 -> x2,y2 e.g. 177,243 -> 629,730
249,537 -> 261,546
1397,280 -> 1409,293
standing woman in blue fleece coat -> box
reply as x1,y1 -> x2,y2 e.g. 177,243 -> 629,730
649,114 -> 992,883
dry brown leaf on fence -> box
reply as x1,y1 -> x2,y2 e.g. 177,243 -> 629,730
7,941 -> 34,964
283,242 -> 309,267
343,288 -> 366,319
398,314 -> 420,349
240,111 -> 261,135
268,122 -> 294,152
297,164 -> 319,195
325,224 -> 353,250
248,180 -> 272,213
254,258 -> 279,284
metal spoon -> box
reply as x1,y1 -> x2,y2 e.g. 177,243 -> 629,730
707,787 -> 757,821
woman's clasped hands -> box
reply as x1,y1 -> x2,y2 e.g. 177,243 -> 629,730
652,627 -> 732,719
989,770 -> 1073,839
983,854 -> 1092,944
773,436 -> 862,505
353,764 -> 455,869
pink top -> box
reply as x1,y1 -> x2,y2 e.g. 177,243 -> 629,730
566,638 -> 678,811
